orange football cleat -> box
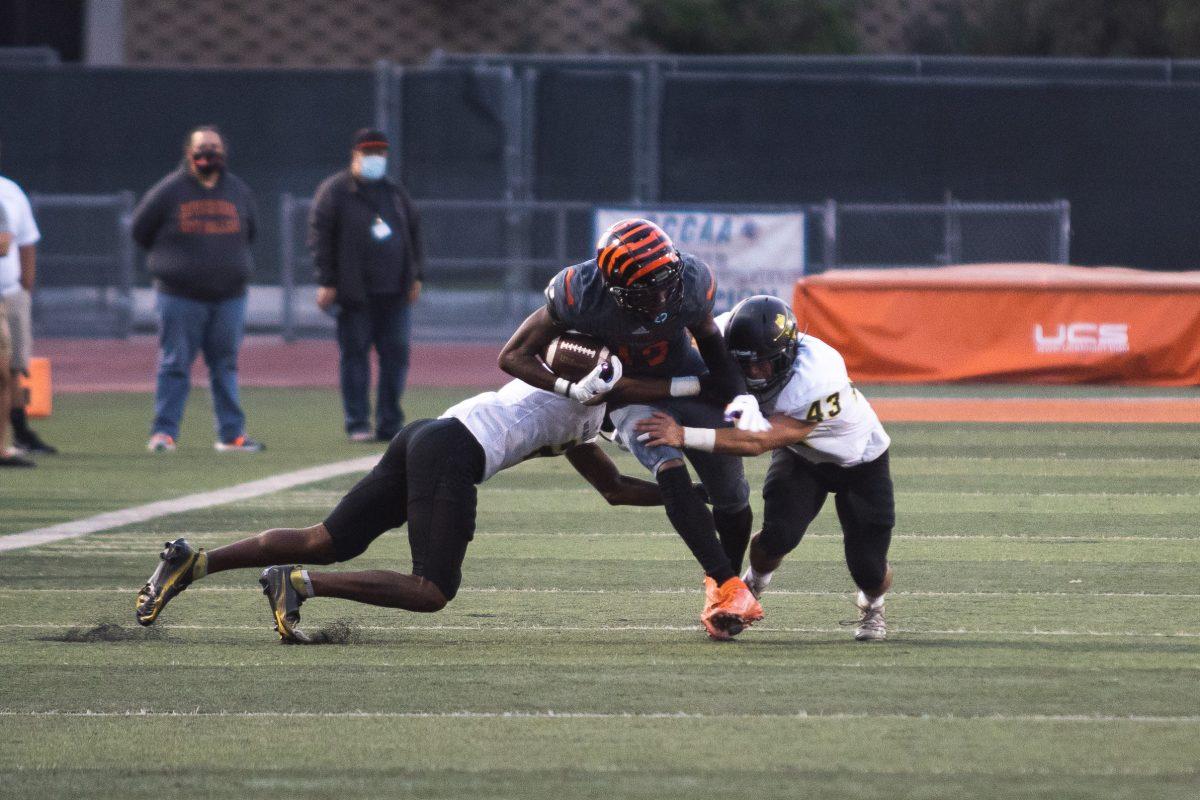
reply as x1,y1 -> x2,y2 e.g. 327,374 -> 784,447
701,576 -> 728,639
700,575 -> 764,640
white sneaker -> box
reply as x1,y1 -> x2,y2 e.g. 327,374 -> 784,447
852,592 -> 887,641
214,435 -> 265,453
348,431 -> 374,443
147,433 -> 176,452
741,567 -> 772,599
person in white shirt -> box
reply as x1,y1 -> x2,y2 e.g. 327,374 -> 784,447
0,144 -> 55,456
135,378 -> 668,642
0,199 -> 33,467
636,295 -> 895,640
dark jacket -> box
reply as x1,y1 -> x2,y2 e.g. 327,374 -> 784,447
131,167 -> 257,301
307,169 -> 424,306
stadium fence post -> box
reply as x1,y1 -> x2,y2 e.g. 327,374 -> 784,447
279,192 -> 296,342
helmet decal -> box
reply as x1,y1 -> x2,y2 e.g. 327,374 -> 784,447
726,295 -> 801,398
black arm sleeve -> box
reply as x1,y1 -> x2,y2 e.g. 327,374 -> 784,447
694,327 -> 749,402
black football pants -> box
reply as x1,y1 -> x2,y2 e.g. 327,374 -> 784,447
757,448 -> 895,593
323,417 -> 485,600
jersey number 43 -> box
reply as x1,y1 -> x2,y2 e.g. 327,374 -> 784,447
805,392 -> 842,422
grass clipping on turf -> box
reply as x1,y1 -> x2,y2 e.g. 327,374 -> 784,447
48,622 -> 165,643
303,619 -> 360,645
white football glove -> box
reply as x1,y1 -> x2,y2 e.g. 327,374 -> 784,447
568,355 -> 623,405
724,393 -> 772,432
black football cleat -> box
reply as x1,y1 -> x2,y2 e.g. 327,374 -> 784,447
14,428 -> 57,455
259,566 -> 312,644
136,538 -> 202,626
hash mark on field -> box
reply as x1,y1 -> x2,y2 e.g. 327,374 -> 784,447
3,623 -> 1197,637
2,709 -> 1199,724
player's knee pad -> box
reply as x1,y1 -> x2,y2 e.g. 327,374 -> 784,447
330,534 -> 371,563
845,532 -> 891,592
694,456 -> 750,511
709,477 -> 750,513
755,519 -> 805,560
412,583 -> 449,612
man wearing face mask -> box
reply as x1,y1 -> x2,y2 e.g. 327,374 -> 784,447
308,128 -> 424,443
131,124 -> 263,453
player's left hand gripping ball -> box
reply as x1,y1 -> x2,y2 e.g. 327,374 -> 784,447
570,355 -> 623,405
724,394 -> 771,432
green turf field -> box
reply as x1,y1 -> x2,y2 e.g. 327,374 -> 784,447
1,387 -> 1197,799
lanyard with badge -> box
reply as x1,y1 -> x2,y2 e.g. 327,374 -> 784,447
371,215 -> 392,241
359,188 -> 394,242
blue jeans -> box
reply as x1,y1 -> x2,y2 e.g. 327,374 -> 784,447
335,294 -> 412,437
608,398 -> 750,513
152,292 -> 247,443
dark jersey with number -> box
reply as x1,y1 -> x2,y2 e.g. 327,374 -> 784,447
545,253 -> 716,378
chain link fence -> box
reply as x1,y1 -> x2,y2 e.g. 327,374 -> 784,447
26,192 -> 1067,339
278,194 -> 1069,340
29,192 -> 136,338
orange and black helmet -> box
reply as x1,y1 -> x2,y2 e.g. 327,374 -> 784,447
595,218 -> 684,322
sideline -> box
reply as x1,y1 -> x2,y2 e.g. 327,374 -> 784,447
0,456 -> 379,553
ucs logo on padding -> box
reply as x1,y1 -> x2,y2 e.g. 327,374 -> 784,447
1034,323 -> 1129,353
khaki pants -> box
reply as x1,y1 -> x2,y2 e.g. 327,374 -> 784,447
3,288 -> 31,373
0,296 -> 10,450
0,296 -> 11,375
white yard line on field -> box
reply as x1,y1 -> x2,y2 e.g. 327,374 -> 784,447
2,622 -> 1197,637
0,457 -> 379,553
12,533 -> 1198,553
1,587 -> 1197,599
0,709 -> 1198,723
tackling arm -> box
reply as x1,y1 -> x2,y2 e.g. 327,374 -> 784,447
497,306 -> 569,395
565,442 -> 663,506
600,312 -> 752,405
635,411 -> 816,457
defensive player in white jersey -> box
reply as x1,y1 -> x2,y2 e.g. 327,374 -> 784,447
636,295 -> 895,640
134,378 -> 665,642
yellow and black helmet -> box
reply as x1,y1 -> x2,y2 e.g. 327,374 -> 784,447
725,295 -> 800,395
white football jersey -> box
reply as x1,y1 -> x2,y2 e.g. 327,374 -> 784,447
768,336 -> 890,467
440,379 -> 604,481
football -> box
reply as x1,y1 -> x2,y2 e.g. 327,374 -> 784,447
543,332 -> 611,383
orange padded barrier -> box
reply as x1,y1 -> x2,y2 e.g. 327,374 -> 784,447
793,264 -> 1200,385
18,357 -> 52,417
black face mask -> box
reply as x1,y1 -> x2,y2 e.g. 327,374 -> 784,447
191,150 -> 225,176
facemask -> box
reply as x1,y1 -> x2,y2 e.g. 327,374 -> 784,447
359,155 -> 387,181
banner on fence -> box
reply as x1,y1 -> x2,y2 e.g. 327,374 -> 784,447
793,264 -> 1200,385
594,209 -> 805,313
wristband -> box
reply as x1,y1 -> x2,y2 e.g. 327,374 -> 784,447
669,376 -> 701,397
682,426 -> 717,452
553,378 -> 573,397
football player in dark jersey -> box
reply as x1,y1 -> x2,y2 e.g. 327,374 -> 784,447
498,218 -> 768,639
